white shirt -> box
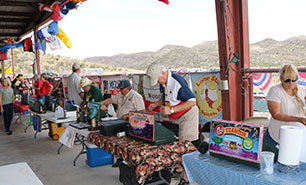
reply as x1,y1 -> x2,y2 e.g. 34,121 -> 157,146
267,84 -> 306,143
67,72 -> 83,105
111,89 -> 145,118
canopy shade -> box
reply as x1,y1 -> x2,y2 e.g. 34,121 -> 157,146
0,0 -> 60,47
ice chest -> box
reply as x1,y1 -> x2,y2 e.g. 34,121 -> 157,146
86,142 -> 113,168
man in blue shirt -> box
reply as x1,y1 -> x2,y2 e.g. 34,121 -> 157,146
146,63 -> 199,142
146,62 -> 199,185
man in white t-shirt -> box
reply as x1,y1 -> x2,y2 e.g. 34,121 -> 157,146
99,80 -> 145,120
67,63 -> 83,105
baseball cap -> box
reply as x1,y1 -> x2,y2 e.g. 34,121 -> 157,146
146,63 -> 162,87
72,63 -> 80,70
118,79 -> 131,89
79,77 -> 92,88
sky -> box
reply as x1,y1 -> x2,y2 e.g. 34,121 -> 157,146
47,0 -> 306,59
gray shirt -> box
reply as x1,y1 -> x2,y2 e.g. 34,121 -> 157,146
111,89 -> 145,118
0,87 -> 14,105
67,73 -> 83,105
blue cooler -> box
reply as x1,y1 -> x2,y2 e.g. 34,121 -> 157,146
86,142 -> 113,168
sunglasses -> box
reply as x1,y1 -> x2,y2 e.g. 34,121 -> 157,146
284,78 -> 298,83
120,87 -> 125,90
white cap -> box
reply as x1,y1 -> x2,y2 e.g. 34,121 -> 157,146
146,62 -> 162,87
79,77 -> 92,88
72,63 -> 80,70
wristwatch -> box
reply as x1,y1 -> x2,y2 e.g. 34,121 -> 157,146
170,107 -> 174,114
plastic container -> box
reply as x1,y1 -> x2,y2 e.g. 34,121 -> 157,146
260,151 -> 274,174
86,142 -> 113,168
55,106 -> 64,118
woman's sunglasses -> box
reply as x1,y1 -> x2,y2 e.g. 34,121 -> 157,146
284,78 -> 298,83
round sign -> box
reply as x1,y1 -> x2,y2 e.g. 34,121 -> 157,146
194,75 -> 222,118
242,137 -> 254,150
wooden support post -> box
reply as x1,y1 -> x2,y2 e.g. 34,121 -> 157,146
215,0 -> 251,121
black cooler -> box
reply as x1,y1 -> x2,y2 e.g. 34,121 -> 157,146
99,119 -> 129,136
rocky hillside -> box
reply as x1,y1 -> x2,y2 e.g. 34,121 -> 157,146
8,36 -> 306,76
85,36 -> 306,70
6,48 -> 141,76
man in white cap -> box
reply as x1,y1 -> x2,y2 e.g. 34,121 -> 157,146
146,62 -> 199,185
67,63 -> 83,105
79,77 -> 104,105
99,79 -> 145,120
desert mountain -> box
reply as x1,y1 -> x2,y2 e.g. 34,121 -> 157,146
85,36 -> 306,70
7,36 -> 306,76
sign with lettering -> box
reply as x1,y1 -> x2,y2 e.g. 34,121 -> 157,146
209,119 -> 264,165
191,73 -> 222,125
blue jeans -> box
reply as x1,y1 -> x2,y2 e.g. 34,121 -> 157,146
3,103 -> 13,132
262,129 -> 279,161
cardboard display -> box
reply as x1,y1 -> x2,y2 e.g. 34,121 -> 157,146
209,119 -> 264,167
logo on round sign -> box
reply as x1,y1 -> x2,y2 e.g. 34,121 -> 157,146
194,75 -> 222,118
242,137 -> 254,150
215,125 -> 224,137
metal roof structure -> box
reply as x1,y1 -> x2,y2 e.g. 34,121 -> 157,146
0,0 -> 59,47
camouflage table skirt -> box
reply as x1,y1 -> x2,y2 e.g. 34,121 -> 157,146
87,133 -> 196,184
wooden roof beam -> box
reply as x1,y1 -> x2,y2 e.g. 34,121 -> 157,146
0,1 -> 39,8
0,25 -> 25,29
0,17 -> 32,23
0,32 -> 21,37
0,11 -> 34,17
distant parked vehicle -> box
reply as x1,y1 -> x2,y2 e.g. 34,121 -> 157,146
253,91 -> 267,99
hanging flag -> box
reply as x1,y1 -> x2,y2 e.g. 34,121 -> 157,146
23,37 -> 34,52
56,27 -> 71,48
47,36 -> 62,50
48,21 -> 59,36
39,2 -> 65,21
0,67 -> 13,74
159,0 -> 169,5
3,38 -> 17,44
60,1 -> 76,16
35,30 -> 47,54
41,27 -> 55,42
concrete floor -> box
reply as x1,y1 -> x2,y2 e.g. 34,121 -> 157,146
0,115 -> 185,185
0,115 -> 122,185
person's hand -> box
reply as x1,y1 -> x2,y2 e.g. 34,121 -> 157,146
161,106 -> 171,116
121,114 -> 129,120
0,106 -> 3,113
148,103 -> 158,111
298,117 -> 306,125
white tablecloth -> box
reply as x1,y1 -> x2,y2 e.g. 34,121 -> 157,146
0,162 -> 44,185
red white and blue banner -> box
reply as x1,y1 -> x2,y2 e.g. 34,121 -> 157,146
298,72 -> 306,91
252,73 -> 272,91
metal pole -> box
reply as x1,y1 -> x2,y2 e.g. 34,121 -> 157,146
33,27 -> 40,75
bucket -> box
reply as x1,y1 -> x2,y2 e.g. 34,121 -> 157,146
260,151 -> 275,174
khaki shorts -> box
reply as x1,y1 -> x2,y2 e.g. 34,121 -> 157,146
171,106 -> 199,141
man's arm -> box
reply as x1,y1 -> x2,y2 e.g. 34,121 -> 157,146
48,84 -> 54,95
99,98 -> 113,106
148,98 -> 163,111
162,100 -> 196,116
79,92 -> 84,99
